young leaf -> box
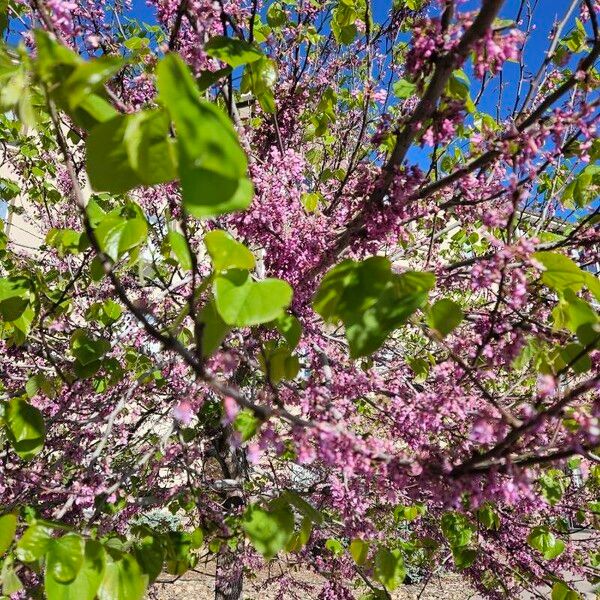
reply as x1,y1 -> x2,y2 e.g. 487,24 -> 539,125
204,230 -> 255,272
157,54 -> 253,218
97,552 -> 148,600
45,540 -> 106,600
205,36 -> 263,68
214,270 -> 292,327
46,534 -> 85,584
242,502 -> 294,559
427,298 -> 464,337
0,513 -> 17,556
86,110 -> 176,193
313,257 -> 435,357
15,524 -> 53,562
374,547 -> 405,591
4,397 -> 46,460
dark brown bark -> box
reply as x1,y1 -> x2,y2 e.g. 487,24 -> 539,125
213,427 -> 247,600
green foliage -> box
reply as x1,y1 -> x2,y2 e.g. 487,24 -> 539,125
242,500 -> 294,559
3,397 -> 46,460
374,547 -> 406,591
562,165 -> 600,208
332,0 -> 366,45
233,409 -> 261,441
204,230 -> 255,272
273,313 -> 302,349
198,300 -> 230,357
15,524 -> 52,562
426,298 -> 464,337
240,56 -> 277,113
350,538 -> 370,565
86,300 -> 123,327
97,552 -> 148,600
527,527 -> 565,560
259,341 -> 300,383
157,54 -> 253,218
204,36 -> 263,68
70,329 -> 111,378
441,512 -> 477,569
45,540 -> 106,600
313,257 -> 435,357
34,30 -> 119,128
0,513 -> 17,555
0,276 -> 36,342
477,504 -> 500,530
214,269 -> 292,327
166,230 -> 192,271
86,110 -> 176,193
46,228 -> 88,257
533,251 -> 600,301
88,201 -> 148,262
325,538 -> 344,556
393,78 -> 417,99
551,582 -> 581,600
46,534 -> 85,583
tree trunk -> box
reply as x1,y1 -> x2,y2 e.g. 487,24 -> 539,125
215,543 -> 243,600
212,425 -> 247,600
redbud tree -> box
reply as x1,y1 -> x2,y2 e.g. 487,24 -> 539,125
0,0 -> 599,599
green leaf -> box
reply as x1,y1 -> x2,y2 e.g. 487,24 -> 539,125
0,276 -> 33,322
527,527 -> 565,560
273,313 -> 302,349
233,409 -> 261,442
197,66 -> 233,92
560,342 -> 592,374
46,541 -> 106,600
240,57 -> 278,114
374,547 -> 405,591
34,30 -> 118,128
157,54 -> 253,218
533,252 -> 600,300
539,470 -> 567,506
87,110 -> 176,193
313,257 -> 435,357
0,513 -> 17,555
242,502 -> 294,559
4,397 -> 46,460
205,36 -> 263,68
47,534 -> 85,583
1,557 -> 23,595
393,78 -> 416,99
427,298 -> 464,336
350,538 -> 369,566
552,582 -> 581,600
441,512 -> 475,548
70,330 -> 111,367
198,300 -> 230,357
562,165 -> 600,208
167,231 -> 193,271
97,553 -> 148,600
15,524 -> 53,562
204,230 -> 255,272
281,491 -> 323,525
214,270 -> 292,327
325,538 -> 344,556
259,342 -> 300,384
46,228 -> 87,256
477,504 -> 500,530
285,517 -> 312,553
132,536 -> 164,583
451,546 -> 477,569
267,3 -> 287,27
91,202 -> 148,262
